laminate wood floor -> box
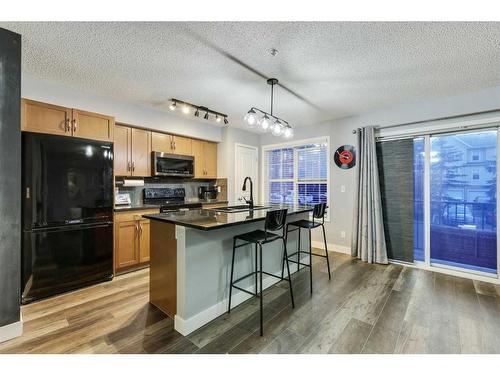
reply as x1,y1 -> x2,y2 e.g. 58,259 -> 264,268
1,251 -> 499,354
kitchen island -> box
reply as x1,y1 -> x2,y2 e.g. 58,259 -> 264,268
143,204 -> 313,336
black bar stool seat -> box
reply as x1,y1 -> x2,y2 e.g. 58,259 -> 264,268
228,209 -> 295,336
235,230 -> 281,244
287,219 -> 322,229
283,203 -> 332,294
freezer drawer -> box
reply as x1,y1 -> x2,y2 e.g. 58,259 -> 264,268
22,223 -> 113,304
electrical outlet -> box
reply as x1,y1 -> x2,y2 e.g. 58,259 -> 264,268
341,185 -> 346,193
341,230 -> 346,238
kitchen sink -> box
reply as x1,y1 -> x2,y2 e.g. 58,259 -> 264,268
210,205 -> 271,213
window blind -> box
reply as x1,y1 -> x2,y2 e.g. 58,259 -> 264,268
264,139 -> 329,213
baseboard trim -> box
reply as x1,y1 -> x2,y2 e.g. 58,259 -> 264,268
174,270 -> 285,336
0,316 -> 23,344
311,240 -> 351,255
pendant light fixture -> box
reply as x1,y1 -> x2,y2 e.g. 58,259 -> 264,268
244,78 -> 293,138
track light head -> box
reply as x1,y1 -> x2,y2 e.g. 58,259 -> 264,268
224,117 -> 229,125
215,114 -> 222,123
169,101 -> 176,111
204,111 -> 209,120
194,108 -> 200,117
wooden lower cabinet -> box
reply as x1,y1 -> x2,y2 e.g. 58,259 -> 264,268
114,209 -> 158,273
138,219 -> 150,263
115,221 -> 139,269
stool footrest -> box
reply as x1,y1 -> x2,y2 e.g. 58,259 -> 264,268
287,259 -> 311,268
232,271 -> 257,285
231,284 -> 258,297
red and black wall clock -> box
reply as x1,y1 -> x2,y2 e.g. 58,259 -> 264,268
334,145 -> 356,169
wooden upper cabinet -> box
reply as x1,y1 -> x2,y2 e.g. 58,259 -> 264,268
151,132 -> 192,156
114,125 -> 151,177
204,141 -> 218,179
114,125 -> 131,176
72,109 -> 114,142
21,99 -> 72,136
192,139 -> 205,178
172,135 -> 192,155
192,139 -> 218,179
21,99 -> 115,143
131,128 -> 151,177
151,132 -> 172,154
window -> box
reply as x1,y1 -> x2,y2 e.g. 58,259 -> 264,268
263,137 -> 329,217
472,169 -> 480,180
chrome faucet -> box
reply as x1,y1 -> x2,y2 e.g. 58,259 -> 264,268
242,177 -> 254,210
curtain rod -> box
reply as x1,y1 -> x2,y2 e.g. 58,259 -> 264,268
351,108 -> 500,134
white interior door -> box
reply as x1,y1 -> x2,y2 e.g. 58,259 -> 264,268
235,143 -> 258,204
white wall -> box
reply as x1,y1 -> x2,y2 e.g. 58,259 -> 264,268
217,126 -> 260,205
22,74 -> 222,142
260,84 -> 500,253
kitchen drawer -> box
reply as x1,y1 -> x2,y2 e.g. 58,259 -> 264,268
114,208 -> 159,223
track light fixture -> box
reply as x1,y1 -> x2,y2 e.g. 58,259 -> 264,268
244,78 -> 293,138
168,99 -> 228,126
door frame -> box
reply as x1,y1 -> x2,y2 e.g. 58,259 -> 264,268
234,143 -> 259,205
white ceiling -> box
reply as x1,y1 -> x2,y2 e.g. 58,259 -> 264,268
3,22 -> 500,130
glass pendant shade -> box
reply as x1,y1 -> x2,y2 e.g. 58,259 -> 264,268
258,114 -> 271,132
271,119 -> 283,136
244,109 -> 257,127
283,125 -> 293,138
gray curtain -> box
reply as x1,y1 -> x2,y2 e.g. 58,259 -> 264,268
351,126 -> 388,264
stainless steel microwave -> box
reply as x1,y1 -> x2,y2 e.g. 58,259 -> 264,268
152,152 -> 194,177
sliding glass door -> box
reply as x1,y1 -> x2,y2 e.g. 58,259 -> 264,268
377,128 -> 498,277
430,130 -> 497,274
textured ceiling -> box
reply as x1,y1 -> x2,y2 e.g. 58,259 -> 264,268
2,22 -> 500,129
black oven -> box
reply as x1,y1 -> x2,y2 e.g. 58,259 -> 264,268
152,152 -> 194,177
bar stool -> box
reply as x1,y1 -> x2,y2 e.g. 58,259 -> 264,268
282,203 -> 331,294
228,209 -> 295,336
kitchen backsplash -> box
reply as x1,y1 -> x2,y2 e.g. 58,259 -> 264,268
115,178 -> 227,205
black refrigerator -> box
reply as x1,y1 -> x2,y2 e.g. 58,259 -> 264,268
22,132 -> 114,304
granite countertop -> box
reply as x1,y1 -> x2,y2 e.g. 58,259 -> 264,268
143,203 -> 313,231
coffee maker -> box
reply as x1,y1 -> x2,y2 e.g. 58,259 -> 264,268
198,186 -> 218,200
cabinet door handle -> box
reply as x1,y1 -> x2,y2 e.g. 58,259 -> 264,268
72,119 -> 77,133
127,161 -> 131,171
132,161 -> 135,172
174,141 -> 176,150
65,119 -> 71,133
139,222 -> 143,237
